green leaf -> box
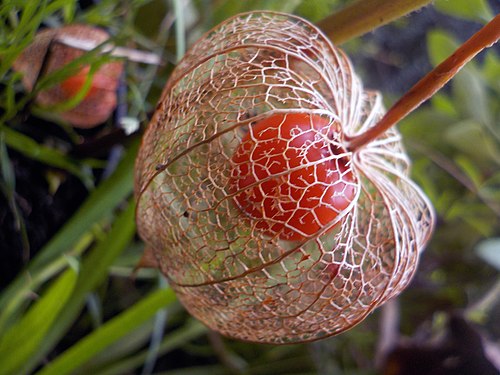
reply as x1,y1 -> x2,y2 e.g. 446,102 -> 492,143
434,0 -> 493,23
430,93 -> 459,118
444,120 -> 500,164
453,68 -> 493,130
411,159 -> 436,199
211,0 -> 302,26
400,107 -> 457,149
62,0 -> 76,23
480,172 -> 500,202
295,0 -> 340,22
0,268 -> 78,375
36,288 -> 177,375
483,51 -> 500,92
475,238 -> 500,270
434,190 -> 459,218
427,30 -> 459,67
454,155 -> 483,189
446,202 -> 495,236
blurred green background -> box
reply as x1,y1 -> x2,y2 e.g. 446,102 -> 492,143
0,1 -> 499,374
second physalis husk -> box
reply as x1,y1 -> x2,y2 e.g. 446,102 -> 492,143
135,11 -> 434,344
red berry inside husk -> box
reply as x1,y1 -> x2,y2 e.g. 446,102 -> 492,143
12,24 -> 123,128
230,113 -> 357,241
60,66 -> 111,99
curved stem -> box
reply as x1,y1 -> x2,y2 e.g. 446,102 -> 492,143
319,0 -> 433,45
346,13 -> 500,151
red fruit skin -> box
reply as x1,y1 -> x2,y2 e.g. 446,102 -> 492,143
59,65 -> 119,100
230,113 -> 357,241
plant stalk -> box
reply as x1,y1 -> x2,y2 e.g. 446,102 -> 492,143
346,13 -> 500,151
319,0 -> 433,45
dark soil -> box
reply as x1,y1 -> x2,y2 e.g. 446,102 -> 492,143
0,115 -> 99,289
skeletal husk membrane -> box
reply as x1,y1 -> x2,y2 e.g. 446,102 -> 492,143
13,24 -> 123,128
134,11 -> 434,344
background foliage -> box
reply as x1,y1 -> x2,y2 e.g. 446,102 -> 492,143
0,0 -> 499,374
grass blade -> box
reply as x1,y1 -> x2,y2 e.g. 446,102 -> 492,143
36,288 -> 177,375
1,126 -> 95,188
28,137 -> 138,269
0,138 -> 139,332
0,267 -> 78,375
19,201 -> 137,374
94,320 -> 207,375
141,277 -> 169,375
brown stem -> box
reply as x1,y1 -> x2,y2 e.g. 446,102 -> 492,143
319,0 -> 433,45
346,13 -> 500,151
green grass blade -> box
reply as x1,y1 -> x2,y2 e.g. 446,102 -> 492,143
26,138 -> 138,270
0,138 -> 139,331
0,72 -> 23,121
93,320 -> 207,375
0,132 -> 30,259
0,232 -> 93,337
0,267 -> 78,375
172,0 -> 186,62
19,201 -> 137,374
77,321 -> 156,374
36,288 -> 177,375
141,276 -> 169,375
1,126 -> 94,188
0,1 -> 46,79
153,365 -> 228,375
